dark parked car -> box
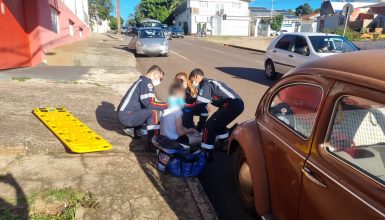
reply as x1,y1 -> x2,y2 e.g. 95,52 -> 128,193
228,50 -> 385,220
161,24 -> 172,40
170,26 -> 184,38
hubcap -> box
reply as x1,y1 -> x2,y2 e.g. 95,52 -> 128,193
266,64 -> 272,76
239,161 -> 254,202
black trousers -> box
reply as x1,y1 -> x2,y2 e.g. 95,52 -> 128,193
182,105 -> 209,132
201,99 -> 244,150
176,135 -> 189,145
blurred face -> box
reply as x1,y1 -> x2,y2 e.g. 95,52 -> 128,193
167,89 -> 186,108
174,90 -> 186,100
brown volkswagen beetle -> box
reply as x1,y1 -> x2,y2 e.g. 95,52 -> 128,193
228,50 -> 385,220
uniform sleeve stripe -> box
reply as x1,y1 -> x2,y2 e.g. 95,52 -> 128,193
197,96 -> 211,103
210,80 -> 235,99
140,93 -> 155,100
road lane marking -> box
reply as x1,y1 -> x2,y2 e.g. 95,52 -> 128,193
170,50 -> 189,61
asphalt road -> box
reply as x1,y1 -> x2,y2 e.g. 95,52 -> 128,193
132,36 -> 274,220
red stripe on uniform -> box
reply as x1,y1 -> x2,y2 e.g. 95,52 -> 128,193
150,97 -> 168,108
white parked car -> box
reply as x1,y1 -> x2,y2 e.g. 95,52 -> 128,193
135,27 -> 169,57
264,32 -> 359,79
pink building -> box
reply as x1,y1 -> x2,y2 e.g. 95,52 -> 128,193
0,0 -> 89,70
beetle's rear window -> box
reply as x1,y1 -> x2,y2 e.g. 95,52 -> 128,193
326,96 -> 385,185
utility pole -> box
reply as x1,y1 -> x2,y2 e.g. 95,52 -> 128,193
117,0 -> 121,35
270,0 -> 274,19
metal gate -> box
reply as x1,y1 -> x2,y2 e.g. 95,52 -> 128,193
0,0 -> 31,69
257,20 -> 269,37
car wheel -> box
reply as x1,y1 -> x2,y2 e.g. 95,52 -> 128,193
163,53 -> 169,57
265,60 -> 277,80
234,147 -> 257,215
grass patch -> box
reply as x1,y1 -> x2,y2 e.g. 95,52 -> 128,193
11,77 -> 31,82
0,188 -> 99,220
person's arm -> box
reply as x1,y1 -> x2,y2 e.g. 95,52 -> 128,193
175,114 -> 198,136
140,82 -> 167,110
186,81 -> 213,109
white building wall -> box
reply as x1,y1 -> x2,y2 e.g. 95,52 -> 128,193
222,18 -> 249,35
62,0 -> 89,25
92,20 -> 110,33
175,0 -> 251,35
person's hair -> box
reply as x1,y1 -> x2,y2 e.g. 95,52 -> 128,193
169,83 -> 186,96
146,65 -> 164,77
189,68 -> 204,80
175,72 -> 198,98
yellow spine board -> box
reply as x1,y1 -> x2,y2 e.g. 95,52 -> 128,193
33,107 -> 112,153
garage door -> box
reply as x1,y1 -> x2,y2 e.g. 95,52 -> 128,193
0,0 -> 31,69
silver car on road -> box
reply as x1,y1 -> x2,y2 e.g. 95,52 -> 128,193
136,27 -> 169,57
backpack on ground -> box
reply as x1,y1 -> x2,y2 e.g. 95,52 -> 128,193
152,135 -> 207,177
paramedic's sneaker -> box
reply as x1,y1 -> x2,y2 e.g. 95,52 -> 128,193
123,128 -> 136,138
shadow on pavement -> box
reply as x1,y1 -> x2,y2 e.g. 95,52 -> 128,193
199,151 -> 257,220
95,100 -> 204,218
95,101 -> 125,135
216,67 -> 275,87
128,139 -> 202,219
0,174 -> 29,219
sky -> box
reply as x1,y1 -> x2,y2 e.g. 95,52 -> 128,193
114,0 -> 322,20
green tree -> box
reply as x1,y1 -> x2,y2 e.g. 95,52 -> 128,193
109,16 -> 124,30
288,9 -> 295,15
270,14 -> 284,32
89,0 -> 113,29
134,0 -> 182,23
295,3 -> 313,16
126,13 -> 137,26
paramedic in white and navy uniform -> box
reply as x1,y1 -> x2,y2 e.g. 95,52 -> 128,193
117,65 -> 167,145
189,68 -> 244,153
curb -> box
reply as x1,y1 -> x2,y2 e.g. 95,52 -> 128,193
186,178 -> 218,220
224,44 -> 266,53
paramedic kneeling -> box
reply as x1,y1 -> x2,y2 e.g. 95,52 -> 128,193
189,68 -> 244,155
117,65 -> 167,145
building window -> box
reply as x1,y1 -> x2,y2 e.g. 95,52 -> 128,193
232,3 -> 241,9
50,7 -> 59,33
69,20 -> 74,37
79,27 -> 83,38
200,1 -> 208,8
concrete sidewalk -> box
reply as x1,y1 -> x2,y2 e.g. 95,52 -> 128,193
203,36 -> 273,52
0,33 -> 216,219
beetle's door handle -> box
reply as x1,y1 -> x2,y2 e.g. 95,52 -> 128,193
272,50 -> 276,53
302,167 -> 327,188
288,54 -> 294,57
